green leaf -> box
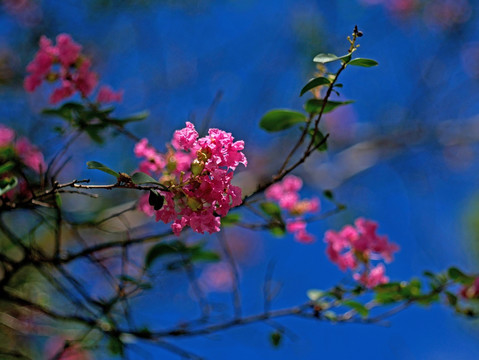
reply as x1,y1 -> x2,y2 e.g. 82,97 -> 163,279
0,161 -> 15,174
348,58 -> 378,67
260,202 -> 282,218
323,310 -> 337,321
308,129 -> 328,151
0,176 -> 18,196
108,337 -> 124,356
109,111 -> 150,124
221,213 -> 241,226
42,102 -> 84,121
323,190 -> 334,200
86,161 -> 119,178
307,289 -> 325,301
300,77 -> 331,96
313,53 -> 351,64
148,190 -> 164,210
304,99 -> 354,114
270,224 -> 286,237
343,300 -> 369,317
259,110 -> 306,132
145,242 -> 184,269
190,250 -> 221,263
448,267 -> 474,285
445,291 -> 458,306
131,172 -> 162,185
270,331 -> 282,348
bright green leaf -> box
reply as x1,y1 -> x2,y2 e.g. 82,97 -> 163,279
304,99 -> 354,114
221,213 -> 241,226
348,58 -> 378,67
145,242 -> 184,269
259,110 -> 306,132
109,111 -> 150,124
343,300 -> 369,317
86,161 -> 119,178
131,172 -> 162,185
308,129 -> 328,151
307,289 -> 325,301
270,331 -> 282,348
0,176 -> 18,196
448,267 -> 474,285
260,202 -> 282,218
313,53 -> 351,64
0,161 -> 15,174
190,250 -> 221,263
300,77 -> 331,96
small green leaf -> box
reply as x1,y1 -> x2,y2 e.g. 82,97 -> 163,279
145,242 -> 184,269
343,300 -> 369,317
259,110 -> 306,132
308,129 -> 328,151
108,337 -> 124,356
448,267 -> 474,285
260,202 -> 282,218
221,213 -> 241,226
42,102 -> 84,120
300,77 -> 331,96
0,176 -> 18,196
110,111 -> 150,124
323,190 -> 334,200
270,224 -> 286,237
131,172 -> 162,185
148,190 -> 164,210
307,289 -> 325,301
348,58 -> 378,67
323,310 -> 337,321
304,99 -> 354,114
86,161 -> 119,178
190,250 -> 221,263
270,331 -> 282,348
0,161 -> 15,174
445,291 -> 458,306
313,53 -> 351,64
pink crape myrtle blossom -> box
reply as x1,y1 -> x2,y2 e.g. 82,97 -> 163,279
135,122 -> 246,236
0,124 -> 46,201
0,125 -> 15,147
324,218 -> 399,288
460,277 -> 479,299
265,175 -> 320,243
15,137 -> 46,173
199,262 -> 234,293
24,34 -> 123,105
96,85 -> 123,104
0,124 -> 46,174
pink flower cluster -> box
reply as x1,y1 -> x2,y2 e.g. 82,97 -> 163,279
460,277 -> 479,299
24,34 -> 123,104
324,218 -> 399,288
265,175 -> 319,243
0,124 -> 45,173
135,122 -> 246,236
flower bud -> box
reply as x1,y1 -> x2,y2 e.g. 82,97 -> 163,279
187,196 -> 202,211
191,159 -> 204,176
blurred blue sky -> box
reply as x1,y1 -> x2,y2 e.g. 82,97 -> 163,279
2,0 -> 479,358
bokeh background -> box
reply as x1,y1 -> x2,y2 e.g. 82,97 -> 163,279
2,0 -> 479,358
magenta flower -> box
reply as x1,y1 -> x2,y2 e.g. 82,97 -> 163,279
15,137 -> 46,173
324,218 -> 399,288
96,85 -> 124,104
0,125 -> 15,147
265,175 -> 320,243
135,122 -> 246,235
